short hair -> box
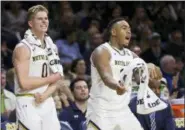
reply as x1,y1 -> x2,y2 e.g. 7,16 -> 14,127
27,5 -> 48,21
70,78 -> 88,92
106,17 -> 126,40
160,55 -> 175,69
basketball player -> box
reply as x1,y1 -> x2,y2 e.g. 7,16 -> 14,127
13,5 -> 62,130
86,18 -> 143,130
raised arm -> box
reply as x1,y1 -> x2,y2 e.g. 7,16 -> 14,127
13,45 -> 61,91
92,47 -> 120,90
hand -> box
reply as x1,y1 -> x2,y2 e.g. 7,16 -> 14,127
60,93 -> 70,107
57,80 -> 74,102
116,82 -> 126,95
34,93 -> 47,104
49,73 -> 62,83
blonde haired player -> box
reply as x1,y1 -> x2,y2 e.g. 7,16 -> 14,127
86,18 -> 143,130
13,5 -> 62,130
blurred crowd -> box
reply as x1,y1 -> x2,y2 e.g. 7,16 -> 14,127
1,1 -> 185,130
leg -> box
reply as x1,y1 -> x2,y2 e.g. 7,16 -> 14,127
41,98 -> 61,130
118,110 -> 143,130
16,97 -> 42,130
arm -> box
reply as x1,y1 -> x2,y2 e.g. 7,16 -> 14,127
92,47 -> 120,90
13,45 -> 61,91
34,80 -> 61,104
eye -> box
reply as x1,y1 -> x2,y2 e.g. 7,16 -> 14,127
122,27 -> 126,30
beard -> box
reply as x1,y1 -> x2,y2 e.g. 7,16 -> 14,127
75,95 -> 89,102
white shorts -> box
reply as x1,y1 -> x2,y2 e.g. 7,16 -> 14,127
86,107 -> 143,130
16,96 -> 60,130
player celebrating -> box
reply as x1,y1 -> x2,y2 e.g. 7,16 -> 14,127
13,5 -> 62,130
86,18 -> 143,130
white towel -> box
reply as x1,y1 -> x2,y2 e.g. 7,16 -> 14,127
24,29 -> 63,76
120,58 -> 167,114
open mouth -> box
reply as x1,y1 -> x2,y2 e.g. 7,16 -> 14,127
125,36 -> 130,40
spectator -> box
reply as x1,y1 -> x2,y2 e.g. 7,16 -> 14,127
141,32 -> 167,66
75,2 -> 91,26
71,58 -> 91,83
165,29 -> 184,57
83,32 -> 103,74
56,30 -> 82,67
160,55 -> 177,94
139,25 -> 152,52
130,44 -> 142,56
176,56 -> 185,98
110,5 -> 122,20
129,78 -> 176,130
59,78 -> 89,130
2,1 -> 27,40
60,10 -> 77,35
154,6 -> 177,41
131,5 -> 153,34
1,37 -> 13,70
1,68 -> 16,120
173,57 -> 184,90
6,68 -> 15,93
128,33 -> 139,47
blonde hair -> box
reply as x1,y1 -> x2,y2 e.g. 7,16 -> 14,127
27,5 -> 48,20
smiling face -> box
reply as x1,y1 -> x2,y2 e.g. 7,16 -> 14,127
28,11 -> 49,34
111,20 -> 131,47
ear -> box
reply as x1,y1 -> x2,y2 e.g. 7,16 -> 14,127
28,21 -> 32,28
111,28 -> 116,36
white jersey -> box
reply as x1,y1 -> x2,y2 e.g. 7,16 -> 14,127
87,42 -> 134,117
14,39 -> 50,94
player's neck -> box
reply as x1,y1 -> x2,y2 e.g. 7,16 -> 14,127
31,29 -> 45,44
109,38 -> 124,50
75,101 -> 87,113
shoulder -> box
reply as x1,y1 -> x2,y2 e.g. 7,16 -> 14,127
92,43 -> 110,57
13,43 -> 31,59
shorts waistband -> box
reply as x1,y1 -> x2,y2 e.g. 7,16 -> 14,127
16,93 -> 35,97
